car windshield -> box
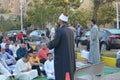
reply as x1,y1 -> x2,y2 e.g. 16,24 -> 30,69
107,29 -> 120,35
8,30 -> 21,33
85,31 -> 90,36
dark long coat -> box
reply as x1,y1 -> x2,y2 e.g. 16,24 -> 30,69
48,25 -> 76,80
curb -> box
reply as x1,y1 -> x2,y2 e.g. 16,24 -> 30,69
77,53 -> 116,67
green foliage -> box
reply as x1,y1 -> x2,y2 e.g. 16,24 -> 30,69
0,8 -> 7,14
97,4 -> 115,25
92,0 -> 115,21
101,50 -> 116,58
27,0 -> 91,28
28,2 -> 33,7
27,0 -> 68,29
69,10 -> 92,27
26,0 -> 116,28
0,16 -> 21,31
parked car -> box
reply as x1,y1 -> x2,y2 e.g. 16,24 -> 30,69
7,30 -> 21,37
28,30 -> 46,41
80,31 -> 90,42
100,28 -> 120,50
80,28 -> 120,50
0,31 -> 2,35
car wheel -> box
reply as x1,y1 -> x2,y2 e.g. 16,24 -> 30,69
101,43 -> 107,50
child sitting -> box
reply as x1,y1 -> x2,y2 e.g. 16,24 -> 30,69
44,53 -> 55,80
29,51 -> 45,77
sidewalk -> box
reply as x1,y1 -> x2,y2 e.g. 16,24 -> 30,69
77,72 -> 120,80
76,61 -> 120,80
101,72 -> 120,80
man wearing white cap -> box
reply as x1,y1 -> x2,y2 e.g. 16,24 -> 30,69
48,13 -> 76,80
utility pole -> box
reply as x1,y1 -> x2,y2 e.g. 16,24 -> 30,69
116,0 -> 119,29
20,0 -> 23,31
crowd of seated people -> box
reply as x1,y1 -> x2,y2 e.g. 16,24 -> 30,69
0,30 -> 55,80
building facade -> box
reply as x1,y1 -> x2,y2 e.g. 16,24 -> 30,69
0,0 -> 30,15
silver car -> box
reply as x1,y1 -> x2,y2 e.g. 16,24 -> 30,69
7,30 -> 21,37
29,30 -> 46,41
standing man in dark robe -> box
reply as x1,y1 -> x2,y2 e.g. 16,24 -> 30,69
48,13 -> 76,80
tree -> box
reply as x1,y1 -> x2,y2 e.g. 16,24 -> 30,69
97,3 -> 115,25
27,0 -> 70,29
69,10 -> 92,27
92,0 -> 115,21
27,0 -> 88,29
0,16 -> 21,31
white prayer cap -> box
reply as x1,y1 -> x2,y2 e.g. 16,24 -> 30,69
13,33 -> 17,35
59,13 -> 68,22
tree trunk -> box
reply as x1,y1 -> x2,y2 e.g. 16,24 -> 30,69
93,6 -> 99,21
92,0 -> 100,22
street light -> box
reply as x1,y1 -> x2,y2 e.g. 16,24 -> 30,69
20,0 -> 23,31
116,0 -> 119,29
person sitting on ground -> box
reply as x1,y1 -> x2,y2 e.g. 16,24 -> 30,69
37,43 -> 49,64
0,47 -> 15,66
36,33 -> 49,51
9,41 -> 14,51
17,31 -> 24,43
0,52 -> 15,72
44,53 -> 55,80
5,44 -> 13,56
29,51 -> 45,77
9,33 -> 17,43
0,53 -> 15,75
0,63 -> 14,80
40,33 -> 49,44
16,43 -> 27,60
11,41 -> 20,60
0,38 -> 6,49
15,54 -> 38,80
24,39 -> 33,53
80,41 -> 89,63
0,53 -> 10,71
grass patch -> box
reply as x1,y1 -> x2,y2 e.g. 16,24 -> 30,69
33,77 -> 47,80
103,54 -> 116,58
101,50 -> 116,58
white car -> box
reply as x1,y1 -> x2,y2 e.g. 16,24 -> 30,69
29,30 -> 46,41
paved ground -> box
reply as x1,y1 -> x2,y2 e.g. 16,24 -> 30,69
101,72 -> 120,80
76,61 -> 120,80
77,72 -> 120,80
